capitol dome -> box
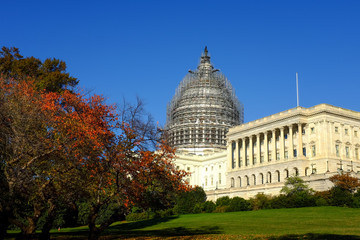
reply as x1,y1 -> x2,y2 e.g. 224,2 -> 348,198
166,47 -> 244,154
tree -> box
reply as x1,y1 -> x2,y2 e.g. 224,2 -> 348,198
281,176 -> 313,196
280,176 -> 316,208
329,173 -> 360,207
173,186 -> 206,214
329,173 -> 360,194
0,46 -> 78,92
0,77 -> 116,239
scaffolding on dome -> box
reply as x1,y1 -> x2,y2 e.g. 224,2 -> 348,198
165,48 -> 244,153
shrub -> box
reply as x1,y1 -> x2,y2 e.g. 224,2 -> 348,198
173,186 -> 207,214
213,206 -> 228,213
216,196 -> 231,207
226,197 -> 251,212
126,212 -> 151,222
250,193 -> 272,210
203,201 -> 216,213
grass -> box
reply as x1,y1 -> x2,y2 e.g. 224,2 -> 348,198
6,206 -> 360,239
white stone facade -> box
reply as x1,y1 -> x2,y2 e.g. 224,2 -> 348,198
175,104 -> 360,201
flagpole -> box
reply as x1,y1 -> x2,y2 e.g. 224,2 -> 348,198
296,72 -> 299,107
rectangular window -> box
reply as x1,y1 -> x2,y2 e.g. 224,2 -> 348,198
246,157 -> 249,166
345,129 -> 349,135
336,145 -> 340,157
285,150 -> 288,159
260,154 -> 264,163
335,127 -> 339,133
253,156 -> 257,165
268,153 -> 272,162
293,149 -> 297,157
312,145 -> 316,157
346,146 -> 350,158
303,147 -> 306,157
219,173 -> 221,185
276,151 -> 280,160
355,148 -> 359,160
311,127 -> 315,134
355,131 -> 358,137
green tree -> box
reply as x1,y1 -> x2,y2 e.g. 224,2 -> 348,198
281,176 -> 313,196
0,46 -> 78,92
173,186 -> 206,214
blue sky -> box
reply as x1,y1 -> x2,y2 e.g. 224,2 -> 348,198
2,0 -> 360,125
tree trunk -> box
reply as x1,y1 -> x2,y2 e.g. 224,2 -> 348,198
39,201 -> 57,240
0,210 -> 10,240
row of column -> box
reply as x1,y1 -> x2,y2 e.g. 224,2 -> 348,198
231,123 -> 305,168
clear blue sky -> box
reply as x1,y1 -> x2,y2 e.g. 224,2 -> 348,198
2,0 -> 360,125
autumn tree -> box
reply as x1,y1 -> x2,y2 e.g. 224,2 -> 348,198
0,46 -> 78,92
79,99 -> 189,240
0,76 -> 116,239
329,173 -> 360,194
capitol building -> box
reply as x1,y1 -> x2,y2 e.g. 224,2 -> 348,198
166,48 -> 360,201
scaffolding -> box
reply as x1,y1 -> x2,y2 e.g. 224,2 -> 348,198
166,47 -> 244,153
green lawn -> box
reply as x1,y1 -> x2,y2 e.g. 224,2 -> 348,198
6,207 -> 360,239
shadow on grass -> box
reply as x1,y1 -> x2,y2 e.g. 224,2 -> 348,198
33,216 -> 222,239
103,216 -> 222,238
266,233 -> 360,240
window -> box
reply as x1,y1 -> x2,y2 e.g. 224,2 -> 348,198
187,167 -> 191,171
311,127 -> 315,134
230,177 -> 234,187
345,129 -> 349,135
285,151 -> 288,159
260,154 -> 264,163
345,146 -> 350,158
219,173 -> 222,184
355,148 -> 359,160
253,156 -> 257,165
336,145 -> 340,157
303,147 -> 306,157
312,145 -> 316,157
211,177 -> 213,185
205,167 -> 208,172
276,151 -> 280,160
355,131 -> 358,137
205,178 -> 208,186
335,127 -> 339,133
177,166 -> 180,170
293,149 -> 297,157
219,165 -> 221,169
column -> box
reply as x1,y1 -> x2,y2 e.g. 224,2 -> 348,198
227,141 -> 232,171
257,133 -> 261,164
264,132 -> 269,162
289,125 -> 293,158
242,138 -> 246,167
272,129 -> 276,161
249,136 -> 253,166
235,139 -> 239,168
298,123 -> 303,158
280,127 -> 285,160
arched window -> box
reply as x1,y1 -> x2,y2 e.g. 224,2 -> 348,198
259,173 -> 264,184
305,167 -> 310,176
267,172 -> 272,183
252,174 -> 256,185
245,175 -> 249,186
294,167 -> 299,176
284,169 -> 289,178
231,177 -> 235,187
275,170 -> 280,182
238,176 -> 242,187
